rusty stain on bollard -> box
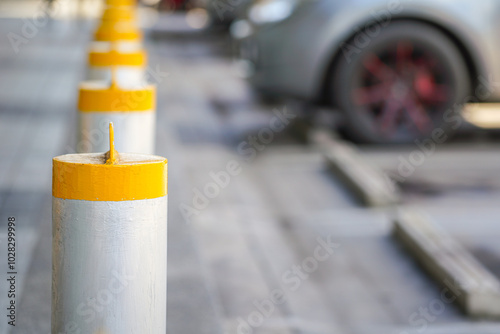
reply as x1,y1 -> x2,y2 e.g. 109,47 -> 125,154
52,123 -> 167,333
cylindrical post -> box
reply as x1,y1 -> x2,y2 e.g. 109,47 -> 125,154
93,0 -> 142,50
52,123 -> 167,333
86,45 -> 147,84
105,0 -> 137,6
76,74 -> 156,154
93,16 -> 142,49
100,6 -> 137,24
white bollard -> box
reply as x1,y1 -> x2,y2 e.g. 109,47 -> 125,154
52,123 -> 167,334
96,0 -> 141,49
86,44 -> 147,85
93,19 -> 142,50
76,76 -> 156,154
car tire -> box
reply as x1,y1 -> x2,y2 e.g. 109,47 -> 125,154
330,21 -> 470,144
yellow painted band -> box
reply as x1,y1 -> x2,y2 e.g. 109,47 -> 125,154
106,0 -> 136,6
101,6 -> 136,22
53,153 -> 168,201
88,49 -> 146,66
94,29 -> 142,42
94,22 -> 142,42
78,83 -> 155,112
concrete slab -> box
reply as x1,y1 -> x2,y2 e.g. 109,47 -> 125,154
312,129 -> 400,207
394,209 -> 500,318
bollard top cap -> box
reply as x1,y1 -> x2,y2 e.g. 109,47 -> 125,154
53,124 -> 167,201
88,46 -> 146,67
94,21 -> 142,42
101,6 -> 137,23
78,81 -> 155,112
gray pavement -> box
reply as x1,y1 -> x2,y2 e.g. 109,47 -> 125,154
362,144 -> 500,278
0,18 -> 90,334
1,14 -> 500,334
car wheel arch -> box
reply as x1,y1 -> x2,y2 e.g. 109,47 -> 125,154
317,17 -> 482,106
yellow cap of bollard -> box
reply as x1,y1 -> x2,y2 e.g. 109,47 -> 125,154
94,21 -> 142,42
105,0 -> 137,6
100,6 -> 137,23
53,123 -> 167,201
88,48 -> 146,67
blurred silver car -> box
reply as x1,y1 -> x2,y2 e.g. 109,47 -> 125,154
232,0 -> 500,143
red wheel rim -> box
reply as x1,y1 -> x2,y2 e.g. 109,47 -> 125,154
352,41 -> 451,139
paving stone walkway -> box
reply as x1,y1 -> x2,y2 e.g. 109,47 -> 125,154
2,16 -> 499,334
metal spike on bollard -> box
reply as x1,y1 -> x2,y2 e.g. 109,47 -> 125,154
52,123 -> 168,333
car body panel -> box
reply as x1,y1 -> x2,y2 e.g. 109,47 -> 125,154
206,0 -> 253,25
240,0 -> 500,102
